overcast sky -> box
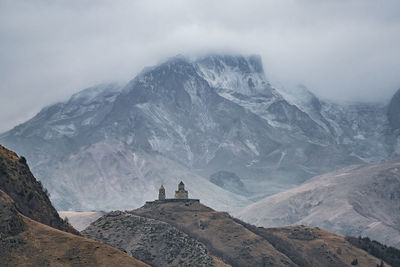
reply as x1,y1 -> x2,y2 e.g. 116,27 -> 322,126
1,0 -> 400,132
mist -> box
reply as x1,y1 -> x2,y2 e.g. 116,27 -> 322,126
1,0 -> 400,132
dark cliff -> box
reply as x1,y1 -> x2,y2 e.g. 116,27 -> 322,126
0,144 -> 79,235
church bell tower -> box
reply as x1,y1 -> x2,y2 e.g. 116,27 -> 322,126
158,185 -> 166,200
174,181 -> 188,199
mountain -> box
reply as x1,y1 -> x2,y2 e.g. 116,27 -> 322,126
0,54 -> 395,211
209,171 -> 249,196
0,144 -> 79,235
0,146 -> 148,267
237,158 -> 400,248
83,199 -> 388,266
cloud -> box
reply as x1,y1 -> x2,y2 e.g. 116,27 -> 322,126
0,0 -> 400,132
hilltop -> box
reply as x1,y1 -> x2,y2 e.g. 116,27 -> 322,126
84,199 -> 387,266
83,210 -> 219,266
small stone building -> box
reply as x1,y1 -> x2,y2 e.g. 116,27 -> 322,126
158,185 -> 166,200
174,181 -> 188,199
147,181 -> 199,205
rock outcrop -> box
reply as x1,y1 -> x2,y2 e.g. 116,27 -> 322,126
0,189 -> 24,238
83,211 -> 215,267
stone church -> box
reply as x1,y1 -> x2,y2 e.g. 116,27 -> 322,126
174,181 -> 188,199
158,181 -> 190,200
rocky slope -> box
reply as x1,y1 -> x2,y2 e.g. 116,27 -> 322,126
0,189 -> 148,267
108,200 -> 387,267
238,223 -> 389,267
0,144 -> 79,235
237,158 -> 400,248
0,189 -> 24,239
83,210 -> 218,267
130,201 -> 296,266
0,54 -> 396,212
346,236 -> 400,267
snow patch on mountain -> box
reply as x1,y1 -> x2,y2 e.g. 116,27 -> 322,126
0,54 -> 396,214
195,55 -> 269,96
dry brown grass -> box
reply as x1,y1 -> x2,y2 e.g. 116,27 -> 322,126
2,214 -> 149,267
132,201 -> 390,267
212,256 -> 231,267
133,201 -> 296,266
261,225 -> 388,267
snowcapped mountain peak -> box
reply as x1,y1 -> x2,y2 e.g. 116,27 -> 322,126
125,54 -> 199,93
69,83 -> 122,104
2,83 -> 123,140
196,54 -> 264,74
0,53 -> 396,213
194,54 -> 271,97
163,54 -> 189,64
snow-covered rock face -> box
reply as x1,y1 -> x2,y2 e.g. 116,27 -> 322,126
195,55 -> 271,97
0,54 -> 396,212
236,159 -> 400,248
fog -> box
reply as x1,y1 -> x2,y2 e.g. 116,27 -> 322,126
1,0 -> 400,132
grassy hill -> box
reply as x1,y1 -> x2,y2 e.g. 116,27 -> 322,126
128,200 -> 388,267
0,189 -> 148,267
